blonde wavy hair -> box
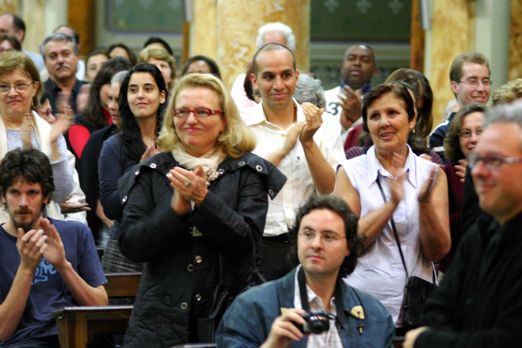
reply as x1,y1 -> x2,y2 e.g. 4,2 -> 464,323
138,47 -> 176,83
157,73 -> 256,158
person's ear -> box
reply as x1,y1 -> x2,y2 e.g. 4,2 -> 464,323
159,90 -> 167,104
249,72 -> 258,90
450,80 -> 459,96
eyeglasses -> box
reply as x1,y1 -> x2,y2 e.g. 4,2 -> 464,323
468,153 -> 522,170
173,107 -> 223,119
298,230 -> 345,244
0,82 -> 34,94
459,78 -> 491,87
459,128 -> 482,138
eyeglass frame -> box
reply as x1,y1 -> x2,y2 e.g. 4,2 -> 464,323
468,153 -> 522,170
298,229 -> 346,244
173,107 -> 224,119
0,81 -> 35,94
459,128 -> 483,138
458,77 -> 492,87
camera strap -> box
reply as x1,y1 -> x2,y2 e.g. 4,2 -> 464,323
297,267 -> 343,316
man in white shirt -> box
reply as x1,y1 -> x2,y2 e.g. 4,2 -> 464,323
324,43 -> 376,145
243,42 -> 344,280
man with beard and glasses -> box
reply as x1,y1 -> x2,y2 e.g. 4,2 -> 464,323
40,32 -> 86,115
0,148 -> 107,348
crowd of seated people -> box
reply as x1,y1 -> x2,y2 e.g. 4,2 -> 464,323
2,12 -> 522,348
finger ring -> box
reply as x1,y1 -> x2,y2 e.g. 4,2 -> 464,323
184,180 -> 192,188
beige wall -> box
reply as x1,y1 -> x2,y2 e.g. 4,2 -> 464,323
191,0 -> 310,88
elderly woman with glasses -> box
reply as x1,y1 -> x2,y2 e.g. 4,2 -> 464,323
118,73 -> 285,347
334,82 -> 451,327
0,51 -> 74,218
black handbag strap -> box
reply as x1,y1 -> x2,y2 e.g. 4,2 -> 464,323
376,176 -> 438,285
376,176 -> 410,279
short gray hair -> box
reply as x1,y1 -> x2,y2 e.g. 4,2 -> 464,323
39,32 -> 79,59
255,22 -> 295,50
484,101 -> 522,150
111,70 -> 128,85
484,101 -> 522,129
294,73 -> 325,108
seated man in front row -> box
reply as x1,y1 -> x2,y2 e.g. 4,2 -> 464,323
404,101 -> 522,347
217,195 -> 394,347
0,148 -> 107,348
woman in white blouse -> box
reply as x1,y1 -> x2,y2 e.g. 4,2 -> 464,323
334,82 -> 450,324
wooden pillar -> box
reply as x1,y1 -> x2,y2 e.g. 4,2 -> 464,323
191,0 -> 217,61
0,0 -> 16,15
410,0 -> 424,72
67,0 -> 95,56
428,0 -> 475,124
192,0 -> 310,88
509,0 -> 522,80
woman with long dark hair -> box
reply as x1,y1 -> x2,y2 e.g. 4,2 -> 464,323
67,57 -> 131,164
99,63 -> 168,272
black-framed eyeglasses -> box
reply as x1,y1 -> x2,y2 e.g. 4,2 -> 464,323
173,107 -> 224,119
0,81 -> 34,94
468,153 -> 522,170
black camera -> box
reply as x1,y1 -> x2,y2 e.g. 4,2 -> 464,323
299,310 -> 331,334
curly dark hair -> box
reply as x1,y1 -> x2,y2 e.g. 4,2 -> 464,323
118,63 -> 167,162
0,148 -> 54,199
444,103 -> 487,163
287,195 -> 363,278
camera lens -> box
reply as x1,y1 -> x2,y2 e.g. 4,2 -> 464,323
301,311 -> 330,334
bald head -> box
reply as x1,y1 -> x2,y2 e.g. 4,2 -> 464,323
251,42 -> 296,75
0,13 -> 25,43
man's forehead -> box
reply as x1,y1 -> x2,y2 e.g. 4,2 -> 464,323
9,177 -> 42,190
346,45 -> 373,57
256,49 -> 295,71
477,123 -> 522,154
45,40 -> 74,52
0,15 -> 13,28
461,62 -> 490,77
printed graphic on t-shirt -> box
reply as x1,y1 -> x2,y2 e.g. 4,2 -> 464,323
33,260 -> 57,285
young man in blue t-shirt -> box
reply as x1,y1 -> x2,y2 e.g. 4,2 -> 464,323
0,148 -> 107,347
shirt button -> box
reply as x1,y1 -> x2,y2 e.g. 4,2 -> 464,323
194,255 -> 203,264
238,161 -> 246,167
149,163 -> 157,169
180,302 -> 188,310
187,264 -> 194,272
268,189 -> 274,196
255,165 -> 263,172
195,293 -> 202,302
134,170 -> 139,175
122,196 -> 127,203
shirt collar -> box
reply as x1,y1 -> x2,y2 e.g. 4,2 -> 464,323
243,99 -> 303,127
340,80 -> 372,94
366,144 -> 419,188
